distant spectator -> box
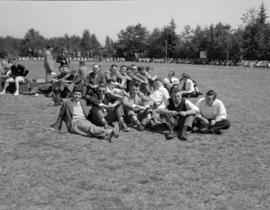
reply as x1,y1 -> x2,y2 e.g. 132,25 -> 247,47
193,90 -> 230,134
0,58 -> 29,96
43,45 -> 56,82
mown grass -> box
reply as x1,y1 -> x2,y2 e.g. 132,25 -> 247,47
0,61 -> 270,209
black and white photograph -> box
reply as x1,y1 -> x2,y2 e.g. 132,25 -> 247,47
0,0 -> 270,209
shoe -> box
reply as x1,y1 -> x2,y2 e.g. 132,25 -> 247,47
0,91 -> 5,95
120,122 -> 130,132
14,91 -> 19,96
50,72 -> 56,75
137,124 -> 144,131
113,124 -> 120,138
105,129 -> 114,142
178,127 -> 189,141
165,132 -> 176,140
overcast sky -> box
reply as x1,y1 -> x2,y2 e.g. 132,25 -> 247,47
0,0 -> 269,44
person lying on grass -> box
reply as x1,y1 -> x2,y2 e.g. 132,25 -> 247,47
192,89 -> 230,134
51,86 -> 119,142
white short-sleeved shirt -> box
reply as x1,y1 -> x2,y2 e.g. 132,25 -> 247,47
196,98 -> 227,121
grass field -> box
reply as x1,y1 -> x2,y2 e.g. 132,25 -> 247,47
1,61 -> 270,209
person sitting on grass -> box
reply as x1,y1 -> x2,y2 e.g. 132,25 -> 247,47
84,64 -> 105,96
179,73 -> 200,98
0,57 -> 29,96
122,82 -> 152,131
163,71 -> 179,92
193,89 -> 230,134
51,86 -> 119,142
86,84 -> 130,132
158,88 -> 199,141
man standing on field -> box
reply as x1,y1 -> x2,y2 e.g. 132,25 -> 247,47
43,45 -> 56,83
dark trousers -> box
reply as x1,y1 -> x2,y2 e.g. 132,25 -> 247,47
193,117 -> 230,132
164,114 -> 194,134
88,105 -> 124,126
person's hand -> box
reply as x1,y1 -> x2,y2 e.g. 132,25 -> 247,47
210,120 -> 216,126
179,111 -> 186,117
171,111 -> 179,116
107,104 -> 115,109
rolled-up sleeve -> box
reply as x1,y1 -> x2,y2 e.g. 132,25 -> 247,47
185,100 -> 199,113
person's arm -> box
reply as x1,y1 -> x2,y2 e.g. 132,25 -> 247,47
182,79 -> 194,94
214,100 -> 227,122
195,99 -> 209,124
157,107 -> 178,116
179,100 -> 199,116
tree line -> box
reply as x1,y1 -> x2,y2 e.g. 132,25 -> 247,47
0,4 -> 269,62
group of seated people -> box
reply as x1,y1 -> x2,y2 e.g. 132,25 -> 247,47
0,57 -> 230,142
49,62 -> 230,142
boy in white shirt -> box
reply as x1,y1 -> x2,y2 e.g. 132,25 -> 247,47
193,90 -> 230,134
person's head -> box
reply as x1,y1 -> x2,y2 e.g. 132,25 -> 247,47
46,45 -> 53,51
154,77 -> 163,89
92,64 -> 100,73
97,84 -> 106,97
169,71 -> 175,78
79,61 -> 85,66
146,66 -> 153,72
138,66 -> 145,73
107,79 -> 115,90
120,65 -> 127,75
110,64 -> 118,73
126,66 -> 132,76
132,82 -> 140,92
205,90 -> 217,106
72,86 -> 83,102
181,73 -> 191,81
131,64 -> 138,72
171,88 -> 183,104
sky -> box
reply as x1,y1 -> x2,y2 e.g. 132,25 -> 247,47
0,0 -> 269,45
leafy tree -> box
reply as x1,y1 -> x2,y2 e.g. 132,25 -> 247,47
80,29 -> 92,54
21,28 -> 46,56
160,19 -> 178,58
146,28 -> 164,58
104,35 -> 114,57
116,23 -> 149,60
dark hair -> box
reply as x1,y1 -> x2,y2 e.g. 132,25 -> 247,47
73,86 -> 83,93
79,61 -> 85,66
154,77 -> 163,83
133,81 -> 140,87
169,71 -> 175,76
138,66 -> 145,71
206,90 -> 217,100
97,83 -> 106,90
110,64 -> 117,69
46,45 -> 52,49
171,87 -> 181,96
107,78 -> 115,84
